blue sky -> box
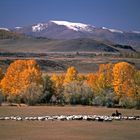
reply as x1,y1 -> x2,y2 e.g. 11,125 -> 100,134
0,0 -> 140,31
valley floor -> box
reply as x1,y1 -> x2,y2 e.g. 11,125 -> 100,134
0,52 -> 140,73
0,106 -> 140,140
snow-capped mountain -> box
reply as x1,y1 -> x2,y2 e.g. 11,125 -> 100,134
32,23 -> 48,32
29,20 -> 95,33
12,20 -> 140,47
13,20 -> 96,39
46,20 -> 95,32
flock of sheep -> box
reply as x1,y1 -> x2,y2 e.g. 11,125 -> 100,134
0,115 -> 140,122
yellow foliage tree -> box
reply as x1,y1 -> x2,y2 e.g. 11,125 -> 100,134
87,73 -> 99,93
0,68 -> 3,80
98,63 -> 114,89
52,74 -> 64,88
134,71 -> 140,97
1,60 -> 42,97
51,74 -> 65,97
64,66 -> 78,84
87,63 -> 114,94
77,74 -> 87,82
113,62 -> 135,97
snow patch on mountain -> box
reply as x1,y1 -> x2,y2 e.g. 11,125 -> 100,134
50,20 -> 94,32
102,27 -> 108,30
0,28 -> 10,31
102,27 -> 123,33
32,23 -> 48,32
132,31 -> 140,34
109,29 -> 123,33
15,27 -> 22,30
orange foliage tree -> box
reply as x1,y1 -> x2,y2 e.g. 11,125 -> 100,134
0,68 -> 3,80
1,60 -> 42,98
113,62 -> 136,97
87,73 -> 99,93
98,63 -> 114,89
51,73 -> 65,98
134,70 -> 140,99
87,63 -> 114,94
64,66 -> 78,84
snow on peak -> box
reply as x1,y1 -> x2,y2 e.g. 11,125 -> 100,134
0,28 -> 10,31
109,29 -> 123,33
50,20 -> 95,32
102,27 -> 123,33
132,31 -> 140,34
32,23 -> 48,32
102,27 -> 108,30
15,27 -> 22,30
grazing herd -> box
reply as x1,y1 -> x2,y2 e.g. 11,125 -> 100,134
0,110 -> 139,122
0,114 -> 140,122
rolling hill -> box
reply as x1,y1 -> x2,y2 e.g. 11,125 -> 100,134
0,30 -> 136,53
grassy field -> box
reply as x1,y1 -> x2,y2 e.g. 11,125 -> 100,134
0,106 -> 140,140
0,52 -> 140,73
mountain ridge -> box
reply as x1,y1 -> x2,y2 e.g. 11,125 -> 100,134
9,20 -> 140,48
0,20 -> 139,53
0,30 -> 136,53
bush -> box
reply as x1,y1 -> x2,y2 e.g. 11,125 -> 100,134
41,75 -> 55,103
22,84 -> 43,105
92,90 -> 116,107
64,81 -> 94,105
0,92 -> 3,105
92,96 -> 106,106
119,97 -> 137,109
105,91 -> 116,107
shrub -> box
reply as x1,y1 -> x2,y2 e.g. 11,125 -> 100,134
41,75 -> 55,103
92,96 -> 106,106
92,89 -> 116,107
64,81 -> 94,105
119,97 -> 137,109
22,83 -> 43,105
0,91 -> 3,105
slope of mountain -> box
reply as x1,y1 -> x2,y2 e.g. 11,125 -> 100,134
0,29 -> 24,39
12,20 -> 140,48
0,35 -> 136,53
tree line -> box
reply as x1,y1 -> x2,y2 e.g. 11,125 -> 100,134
0,60 -> 140,109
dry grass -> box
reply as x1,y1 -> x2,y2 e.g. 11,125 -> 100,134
0,106 -> 140,140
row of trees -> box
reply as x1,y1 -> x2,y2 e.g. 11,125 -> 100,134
0,60 -> 140,108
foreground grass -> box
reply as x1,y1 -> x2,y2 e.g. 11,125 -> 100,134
0,106 -> 140,140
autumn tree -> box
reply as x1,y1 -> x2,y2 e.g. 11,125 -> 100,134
77,74 -> 87,82
0,68 -> 3,81
87,63 -> 114,94
113,62 -> 136,98
1,60 -> 43,104
98,63 -> 114,89
87,73 -> 98,93
64,66 -> 78,84
86,64 -> 116,107
51,74 -> 65,103
0,68 -> 4,104
133,70 -> 140,109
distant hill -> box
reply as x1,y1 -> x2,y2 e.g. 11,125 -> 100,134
0,36 -> 136,53
0,29 -> 24,39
